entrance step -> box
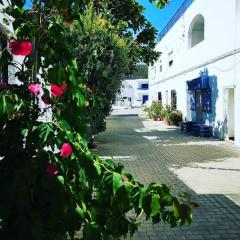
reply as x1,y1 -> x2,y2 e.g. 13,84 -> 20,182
192,124 -> 213,137
180,121 -> 196,133
181,122 -> 213,137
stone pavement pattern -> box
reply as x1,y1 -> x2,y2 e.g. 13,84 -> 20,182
94,109 -> 240,240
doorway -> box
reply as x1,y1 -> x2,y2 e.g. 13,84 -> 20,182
225,88 -> 235,141
142,95 -> 149,105
196,90 -> 202,123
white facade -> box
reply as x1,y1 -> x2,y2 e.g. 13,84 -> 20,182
149,0 -> 240,144
0,0 -> 24,84
0,2 -> 52,121
115,79 -> 149,107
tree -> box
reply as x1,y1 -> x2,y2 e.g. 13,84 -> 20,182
0,1 -> 192,240
70,7 -> 130,139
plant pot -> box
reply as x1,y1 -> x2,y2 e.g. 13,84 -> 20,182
164,120 -> 170,125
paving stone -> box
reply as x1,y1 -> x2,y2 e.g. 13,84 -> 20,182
94,114 -> 240,240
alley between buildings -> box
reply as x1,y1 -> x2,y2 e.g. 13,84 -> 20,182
94,108 -> 240,240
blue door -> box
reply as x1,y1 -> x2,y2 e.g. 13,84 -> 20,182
142,95 -> 149,104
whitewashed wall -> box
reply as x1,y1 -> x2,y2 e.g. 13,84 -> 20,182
0,0 -> 24,84
149,0 -> 240,144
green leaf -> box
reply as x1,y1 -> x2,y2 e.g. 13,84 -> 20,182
104,160 -> 115,170
75,206 -> 84,218
151,194 -> 160,216
21,128 -> 29,137
74,90 -> 86,107
138,187 -> 146,209
3,18 -> 9,26
58,119 -> 71,131
57,176 -> 64,185
38,123 -> 54,142
106,215 -> 129,237
66,131 -> 73,141
152,213 -> 161,224
112,186 -> 131,213
47,66 -> 66,84
142,194 -> 152,219
173,199 -> 181,219
94,160 -> 101,176
113,172 -> 123,194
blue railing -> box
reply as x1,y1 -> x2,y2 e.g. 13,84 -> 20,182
158,0 -> 195,42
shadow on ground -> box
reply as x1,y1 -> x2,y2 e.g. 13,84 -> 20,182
94,115 -> 240,240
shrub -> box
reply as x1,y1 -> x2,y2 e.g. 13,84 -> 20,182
169,110 -> 183,126
161,105 -> 171,120
147,101 -> 162,119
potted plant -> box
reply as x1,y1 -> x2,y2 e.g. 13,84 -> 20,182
169,110 -> 183,126
164,112 -> 171,125
147,101 -> 162,120
161,105 -> 171,124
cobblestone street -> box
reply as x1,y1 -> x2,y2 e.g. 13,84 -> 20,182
94,109 -> 240,240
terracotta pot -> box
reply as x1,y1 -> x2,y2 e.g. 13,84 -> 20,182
164,120 -> 171,125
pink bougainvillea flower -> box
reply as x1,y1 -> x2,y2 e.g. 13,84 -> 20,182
0,82 -> 8,89
28,83 -> 41,96
46,163 -> 59,177
41,94 -> 52,105
51,83 -> 67,97
9,40 -> 32,56
60,143 -> 73,158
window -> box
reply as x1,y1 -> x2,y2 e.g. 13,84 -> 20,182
141,83 -> 148,89
168,51 -> 173,67
189,14 -> 204,48
160,65 -> 162,72
171,90 -> 177,110
158,92 -> 162,103
169,60 -> 173,67
159,60 -> 162,72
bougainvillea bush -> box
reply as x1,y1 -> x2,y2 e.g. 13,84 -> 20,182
0,0 -> 193,239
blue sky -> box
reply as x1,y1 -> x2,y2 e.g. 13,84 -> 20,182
25,0 -> 185,33
138,0 -> 185,33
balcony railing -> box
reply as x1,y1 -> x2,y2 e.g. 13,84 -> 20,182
157,0 -> 195,42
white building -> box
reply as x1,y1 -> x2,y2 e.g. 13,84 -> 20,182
0,0 -> 21,84
149,0 -> 240,144
0,1 -> 52,121
115,79 -> 149,107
